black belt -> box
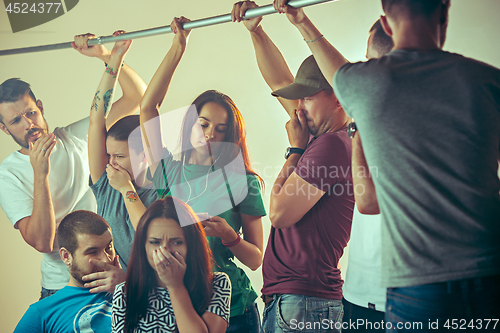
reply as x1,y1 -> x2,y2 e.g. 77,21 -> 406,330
261,294 -> 282,307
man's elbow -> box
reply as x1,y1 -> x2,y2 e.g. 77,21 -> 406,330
31,241 -> 54,253
357,200 -> 380,215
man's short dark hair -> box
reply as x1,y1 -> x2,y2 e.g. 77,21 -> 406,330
0,78 -> 37,124
58,210 -> 110,255
382,0 -> 444,19
370,19 -> 394,56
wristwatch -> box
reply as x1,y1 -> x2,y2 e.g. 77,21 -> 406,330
285,147 -> 305,159
348,122 -> 357,138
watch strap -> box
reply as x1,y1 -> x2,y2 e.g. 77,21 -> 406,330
285,147 -> 305,159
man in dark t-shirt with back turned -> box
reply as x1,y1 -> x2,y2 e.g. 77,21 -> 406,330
275,0 -> 500,329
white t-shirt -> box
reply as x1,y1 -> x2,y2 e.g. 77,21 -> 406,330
343,204 -> 386,311
0,117 -> 96,289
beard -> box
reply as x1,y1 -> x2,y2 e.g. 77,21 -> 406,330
69,260 -> 104,287
69,261 -> 91,287
9,120 -> 49,150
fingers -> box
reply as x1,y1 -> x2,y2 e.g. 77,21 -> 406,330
83,278 -> 113,294
88,258 -> 115,271
171,17 -> 179,34
113,255 -> 122,269
31,133 -> 56,155
232,1 -> 257,22
242,1 -> 257,20
73,33 -> 95,49
106,164 -> 119,174
88,285 -> 110,294
153,248 -> 170,271
112,30 -> 132,47
106,164 -> 131,180
274,0 -> 287,13
82,271 -> 107,283
231,2 -> 237,22
158,246 -> 174,264
173,251 -> 186,267
196,212 -> 211,221
208,216 -> 224,223
41,134 -> 56,155
296,109 -> 307,126
171,16 -> 192,34
178,16 -> 191,24
239,2 -> 248,21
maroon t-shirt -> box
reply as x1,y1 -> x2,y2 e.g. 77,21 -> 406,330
262,129 -> 354,299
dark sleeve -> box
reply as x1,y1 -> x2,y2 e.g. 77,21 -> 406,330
333,62 -> 356,118
295,134 -> 352,192
235,175 -> 267,217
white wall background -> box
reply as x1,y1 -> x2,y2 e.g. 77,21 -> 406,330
1,0 -> 499,331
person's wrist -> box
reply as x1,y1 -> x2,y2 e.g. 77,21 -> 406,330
108,54 -> 125,67
221,229 -> 239,245
120,182 -> 135,195
172,36 -> 188,49
98,51 -> 111,63
167,281 -> 187,293
249,24 -> 265,36
290,141 -> 307,150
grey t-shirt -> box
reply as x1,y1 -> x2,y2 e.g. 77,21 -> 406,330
334,49 -> 500,288
91,172 -> 158,271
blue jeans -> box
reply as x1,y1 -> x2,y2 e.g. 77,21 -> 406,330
262,294 -> 343,333
227,303 -> 261,333
385,275 -> 500,332
39,287 -> 58,300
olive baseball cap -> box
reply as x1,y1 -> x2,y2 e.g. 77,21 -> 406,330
271,55 -> 331,100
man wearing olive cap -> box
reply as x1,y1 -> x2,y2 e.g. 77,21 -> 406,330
232,2 -> 354,332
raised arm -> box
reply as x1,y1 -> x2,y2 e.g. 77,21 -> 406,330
72,32 -> 146,130
269,110 -> 325,228
75,31 -> 132,184
352,131 -> 379,214
140,17 -> 191,173
274,0 -> 348,85
232,1 -> 297,116
16,134 -> 57,252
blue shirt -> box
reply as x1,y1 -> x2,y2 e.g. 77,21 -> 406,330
15,286 -> 112,333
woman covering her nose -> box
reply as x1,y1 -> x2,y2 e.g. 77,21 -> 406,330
111,197 -> 231,332
139,16 -> 266,333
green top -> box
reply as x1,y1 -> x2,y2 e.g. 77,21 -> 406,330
152,150 -> 266,316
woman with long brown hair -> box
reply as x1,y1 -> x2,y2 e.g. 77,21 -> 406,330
111,196 -> 231,332
140,17 -> 266,333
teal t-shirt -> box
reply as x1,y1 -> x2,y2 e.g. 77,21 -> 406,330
152,149 -> 266,316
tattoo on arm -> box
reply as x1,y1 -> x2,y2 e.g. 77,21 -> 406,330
103,89 -> 113,115
91,90 -> 100,112
126,191 -> 138,202
105,65 -> 118,78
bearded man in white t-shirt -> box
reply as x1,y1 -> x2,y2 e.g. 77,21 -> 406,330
0,33 -> 145,299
